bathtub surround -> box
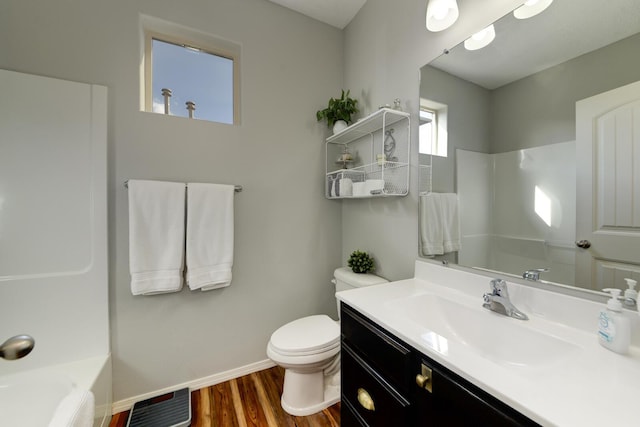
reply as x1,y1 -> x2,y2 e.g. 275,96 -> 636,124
0,356 -> 111,427
128,180 -> 187,295
457,144 -> 577,285
48,388 -> 95,427
0,69 -> 111,426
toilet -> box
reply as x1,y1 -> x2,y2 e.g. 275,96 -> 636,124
266,267 -> 388,416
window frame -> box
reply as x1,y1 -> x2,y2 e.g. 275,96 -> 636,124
419,107 -> 438,155
140,15 -> 241,125
419,98 -> 448,157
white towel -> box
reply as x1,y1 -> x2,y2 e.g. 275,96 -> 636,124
186,183 -> 234,291
419,193 -> 460,255
48,388 -> 95,427
128,180 -> 186,295
440,193 -> 461,253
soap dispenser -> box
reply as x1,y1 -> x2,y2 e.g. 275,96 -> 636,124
598,288 -> 630,354
624,278 -> 637,307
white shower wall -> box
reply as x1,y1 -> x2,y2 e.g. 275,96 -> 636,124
457,142 -> 576,284
0,70 -> 109,374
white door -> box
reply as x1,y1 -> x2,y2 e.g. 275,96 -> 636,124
576,80 -> 640,291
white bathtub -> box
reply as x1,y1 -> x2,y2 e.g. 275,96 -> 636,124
0,355 -> 112,427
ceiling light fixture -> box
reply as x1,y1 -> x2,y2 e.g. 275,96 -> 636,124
513,0 -> 553,19
464,24 -> 496,50
426,0 -> 459,32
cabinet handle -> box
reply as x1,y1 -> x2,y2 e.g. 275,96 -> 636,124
357,388 -> 375,411
416,364 -> 433,393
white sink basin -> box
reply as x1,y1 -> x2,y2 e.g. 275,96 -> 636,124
386,293 -> 580,367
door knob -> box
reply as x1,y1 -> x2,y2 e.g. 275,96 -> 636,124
576,240 -> 591,249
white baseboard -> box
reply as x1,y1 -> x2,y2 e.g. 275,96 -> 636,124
111,359 -> 276,414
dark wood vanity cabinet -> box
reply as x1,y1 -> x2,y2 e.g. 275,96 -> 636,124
340,303 -> 540,427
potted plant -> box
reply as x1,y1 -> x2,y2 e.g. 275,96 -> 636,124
348,250 -> 375,274
316,89 -> 359,134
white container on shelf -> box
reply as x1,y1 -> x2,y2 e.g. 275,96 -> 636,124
352,182 -> 367,197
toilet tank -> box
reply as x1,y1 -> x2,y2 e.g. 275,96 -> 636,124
333,267 -> 388,316
333,267 -> 388,292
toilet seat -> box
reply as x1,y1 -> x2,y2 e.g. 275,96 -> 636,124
269,315 -> 340,357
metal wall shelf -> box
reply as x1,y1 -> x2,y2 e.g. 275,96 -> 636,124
325,108 -> 410,199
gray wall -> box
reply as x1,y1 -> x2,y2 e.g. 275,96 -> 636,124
421,66 -> 491,193
1,0 -> 343,402
341,0 -> 522,280
491,32 -> 640,152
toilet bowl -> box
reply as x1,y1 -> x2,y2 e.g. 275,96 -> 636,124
267,268 -> 388,416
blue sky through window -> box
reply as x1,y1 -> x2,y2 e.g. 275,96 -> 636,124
152,39 -> 233,124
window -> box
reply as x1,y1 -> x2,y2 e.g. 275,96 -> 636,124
141,15 -> 240,124
419,108 -> 436,154
419,99 -> 448,157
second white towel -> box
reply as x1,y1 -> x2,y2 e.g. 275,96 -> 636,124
186,183 -> 235,291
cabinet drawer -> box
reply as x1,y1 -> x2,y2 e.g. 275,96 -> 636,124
341,303 -> 412,393
414,355 -> 541,427
342,343 -> 411,427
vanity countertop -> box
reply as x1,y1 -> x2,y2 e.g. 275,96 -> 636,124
336,260 -> 640,427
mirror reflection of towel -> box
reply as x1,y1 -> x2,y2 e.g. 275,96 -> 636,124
420,193 -> 460,255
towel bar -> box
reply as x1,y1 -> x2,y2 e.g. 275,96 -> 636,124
124,180 -> 242,193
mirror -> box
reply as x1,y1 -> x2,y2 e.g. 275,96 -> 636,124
418,0 -> 640,295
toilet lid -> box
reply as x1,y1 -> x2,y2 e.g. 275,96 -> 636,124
270,315 -> 340,355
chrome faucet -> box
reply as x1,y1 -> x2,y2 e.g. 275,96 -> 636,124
522,268 -> 549,281
483,279 -> 529,320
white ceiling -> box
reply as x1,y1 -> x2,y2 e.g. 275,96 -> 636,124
266,0 -> 367,29
430,0 -> 640,89
266,0 -> 640,89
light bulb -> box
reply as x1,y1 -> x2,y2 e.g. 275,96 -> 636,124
464,24 -> 496,51
472,28 -> 489,41
514,0 -> 553,19
432,4 -> 449,20
426,0 -> 459,32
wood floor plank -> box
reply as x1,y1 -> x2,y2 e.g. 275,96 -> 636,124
254,367 -> 296,427
324,402 -> 341,427
235,374 -> 270,426
109,366 -> 340,427
194,387 -> 213,427
210,381 -> 240,427
229,378 -> 251,427
249,372 -> 280,427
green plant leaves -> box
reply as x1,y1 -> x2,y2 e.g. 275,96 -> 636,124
316,89 -> 359,128
348,250 -> 375,274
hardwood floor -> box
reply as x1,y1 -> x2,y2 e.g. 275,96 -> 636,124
109,366 -> 341,427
